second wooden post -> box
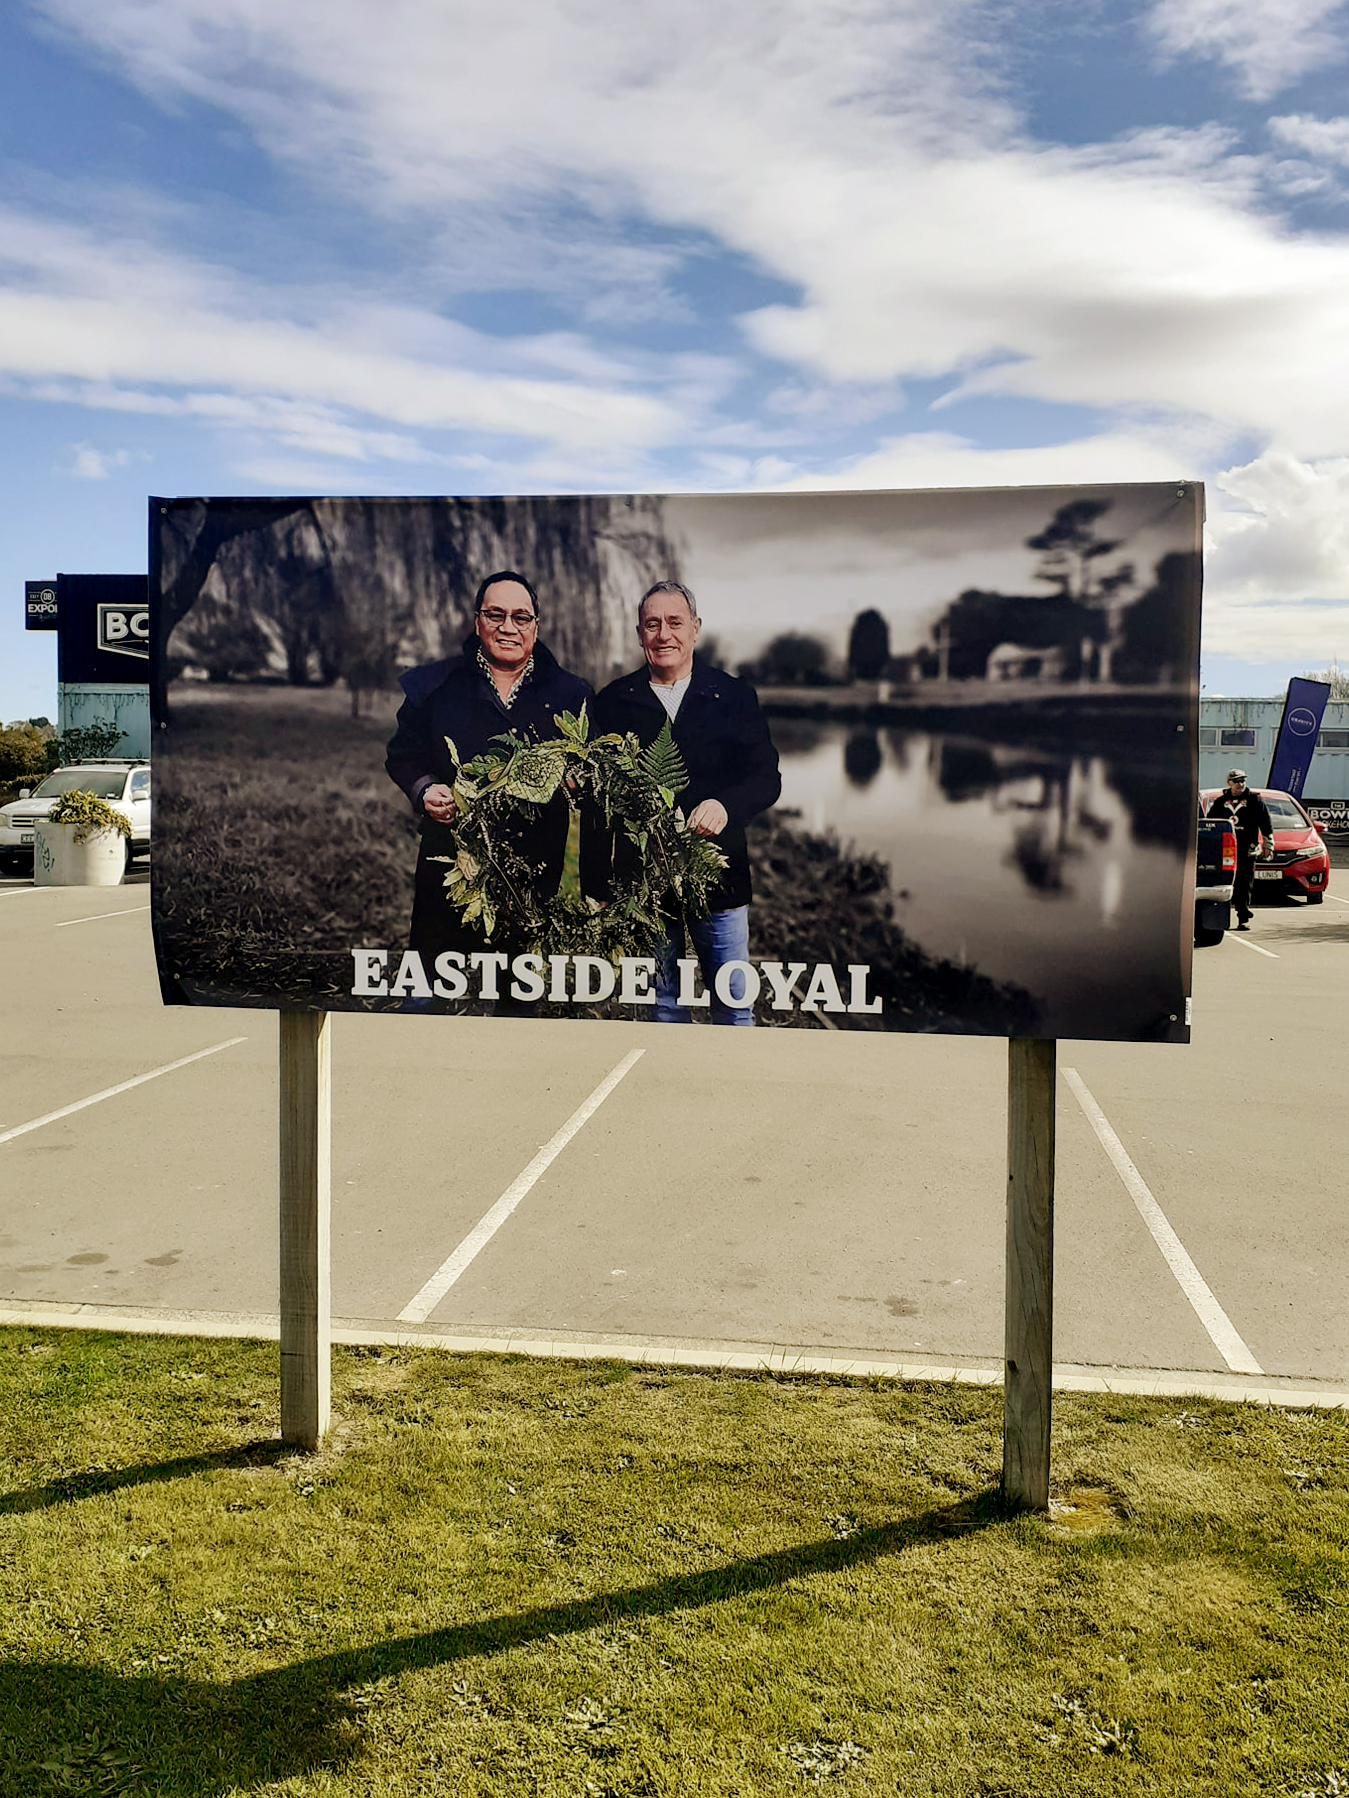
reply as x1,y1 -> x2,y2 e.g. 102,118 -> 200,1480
279,1009 -> 331,1450
1003,1036 -> 1056,1511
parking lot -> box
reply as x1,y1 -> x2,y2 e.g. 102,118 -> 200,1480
2,863 -> 1346,1403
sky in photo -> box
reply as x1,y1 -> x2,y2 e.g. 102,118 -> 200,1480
668,484 -> 1196,669
4,0 -> 1349,716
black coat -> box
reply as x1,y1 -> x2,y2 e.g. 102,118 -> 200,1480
386,637 -> 592,957
1206,788 -> 1273,854
583,656 -> 781,912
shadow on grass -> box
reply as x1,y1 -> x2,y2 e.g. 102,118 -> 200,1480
0,1493 -> 1001,1794
0,1439 -> 289,1515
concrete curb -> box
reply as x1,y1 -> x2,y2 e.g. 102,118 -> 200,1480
1,1300 -> 1345,1409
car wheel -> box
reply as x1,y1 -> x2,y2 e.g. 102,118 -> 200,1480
1307,891 -> 1325,905
1194,926 -> 1226,947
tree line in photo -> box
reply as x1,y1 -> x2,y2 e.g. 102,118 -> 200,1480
158,496 -> 1190,714
740,501 -> 1193,693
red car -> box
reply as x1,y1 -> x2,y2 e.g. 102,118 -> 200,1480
1200,788 -> 1331,904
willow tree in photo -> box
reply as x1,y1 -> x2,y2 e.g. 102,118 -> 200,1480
159,495 -> 684,701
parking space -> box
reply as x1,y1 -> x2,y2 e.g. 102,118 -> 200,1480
1,879 -> 1346,1392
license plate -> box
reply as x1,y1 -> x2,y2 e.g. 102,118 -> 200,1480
19,832 -> 33,843
1255,868 -> 1282,880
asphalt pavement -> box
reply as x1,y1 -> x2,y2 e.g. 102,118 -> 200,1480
2,864 -> 1346,1402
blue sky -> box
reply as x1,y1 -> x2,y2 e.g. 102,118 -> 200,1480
5,0 -> 1349,717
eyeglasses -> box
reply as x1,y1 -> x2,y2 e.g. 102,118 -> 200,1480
479,609 -> 538,630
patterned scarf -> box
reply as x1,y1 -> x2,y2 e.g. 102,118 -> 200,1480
478,644 -> 535,709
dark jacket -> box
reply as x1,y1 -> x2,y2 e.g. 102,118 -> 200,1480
1206,788 -> 1273,854
386,636 -> 592,957
583,656 -> 781,912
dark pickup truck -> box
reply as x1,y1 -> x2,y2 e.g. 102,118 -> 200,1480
1195,811 -> 1237,946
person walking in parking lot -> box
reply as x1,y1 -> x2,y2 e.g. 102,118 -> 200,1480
1207,769 -> 1274,930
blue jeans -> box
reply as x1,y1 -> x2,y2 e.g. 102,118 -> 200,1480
653,906 -> 754,1025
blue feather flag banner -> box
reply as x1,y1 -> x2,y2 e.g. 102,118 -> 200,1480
1267,678 -> 1331,798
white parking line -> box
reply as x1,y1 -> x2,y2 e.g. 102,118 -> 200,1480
1228,933 -> 1278,959
398,1046 -> 645,1324
0,1038 -> 248,1146
1062,1067 -> 1263,1376
55,905 -> 151,927
1325,894 -> 1349,905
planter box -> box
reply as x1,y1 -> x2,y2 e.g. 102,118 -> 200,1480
34,820 -> 126,887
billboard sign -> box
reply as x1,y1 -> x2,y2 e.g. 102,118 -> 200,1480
1305,798 -> 1349,837
96,599 -> 151,660
151,484 -> 1202,1041
25,580 -> 58,630
57,574 -> 151,685
1267,677 -> 1331,799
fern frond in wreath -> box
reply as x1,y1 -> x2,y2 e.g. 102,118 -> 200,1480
428,704 -> 727,962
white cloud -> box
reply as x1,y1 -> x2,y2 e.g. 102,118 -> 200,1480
776,428 -> 1200,491
66,443 -> 132,478
0,204 -> 705,471
13,0 -> 1349,620
26,0 -> 1349,460
1198,449 -> 1349,657
1269,113 -> 1349,164
1207,448 -> 1349,598
1144,0 -> 1348,101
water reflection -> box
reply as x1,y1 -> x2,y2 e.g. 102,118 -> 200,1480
843,730 -> 882,788
772,722 -> 1186,1040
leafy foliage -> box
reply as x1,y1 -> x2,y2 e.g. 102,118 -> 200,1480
45,722 -> 125,773
0,725 -> 48,791
433,706 -> 727,959
46,789 -> 132,844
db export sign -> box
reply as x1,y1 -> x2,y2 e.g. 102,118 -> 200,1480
25,580 -> 58,629
97,600 -> 150,659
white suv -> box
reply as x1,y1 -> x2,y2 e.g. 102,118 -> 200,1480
0,761 -> 152,871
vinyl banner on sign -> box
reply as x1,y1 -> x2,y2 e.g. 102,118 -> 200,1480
150,485 -> 1202,1042
1267,677 -> 1331,800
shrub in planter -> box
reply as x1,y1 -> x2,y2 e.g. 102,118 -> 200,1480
36,789 -> 131,887
47,789 -> 132,843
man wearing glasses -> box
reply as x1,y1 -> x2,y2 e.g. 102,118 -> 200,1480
584,579 -> 781,1023
1206,768 -> 1274,932
386,570 -> 592,992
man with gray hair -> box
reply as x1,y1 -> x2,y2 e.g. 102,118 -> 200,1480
584,579 -> 781,1022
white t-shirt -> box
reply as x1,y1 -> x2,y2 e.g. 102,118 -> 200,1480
650,675 -> 691,720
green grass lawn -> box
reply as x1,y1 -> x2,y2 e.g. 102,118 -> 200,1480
2,1329 -> 1346,1797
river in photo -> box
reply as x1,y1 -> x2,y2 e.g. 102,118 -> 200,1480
769,717 -> 1188,1041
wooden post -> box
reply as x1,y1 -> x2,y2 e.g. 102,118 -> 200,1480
1003,1036 -> 1055,1511
279,1010 -> 331,1450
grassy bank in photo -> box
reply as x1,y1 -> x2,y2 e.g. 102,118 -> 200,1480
2,1331 -> 1347,1797
155,685 -> 419,1006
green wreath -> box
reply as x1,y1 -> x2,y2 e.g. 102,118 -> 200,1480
430,704 -> 728,961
